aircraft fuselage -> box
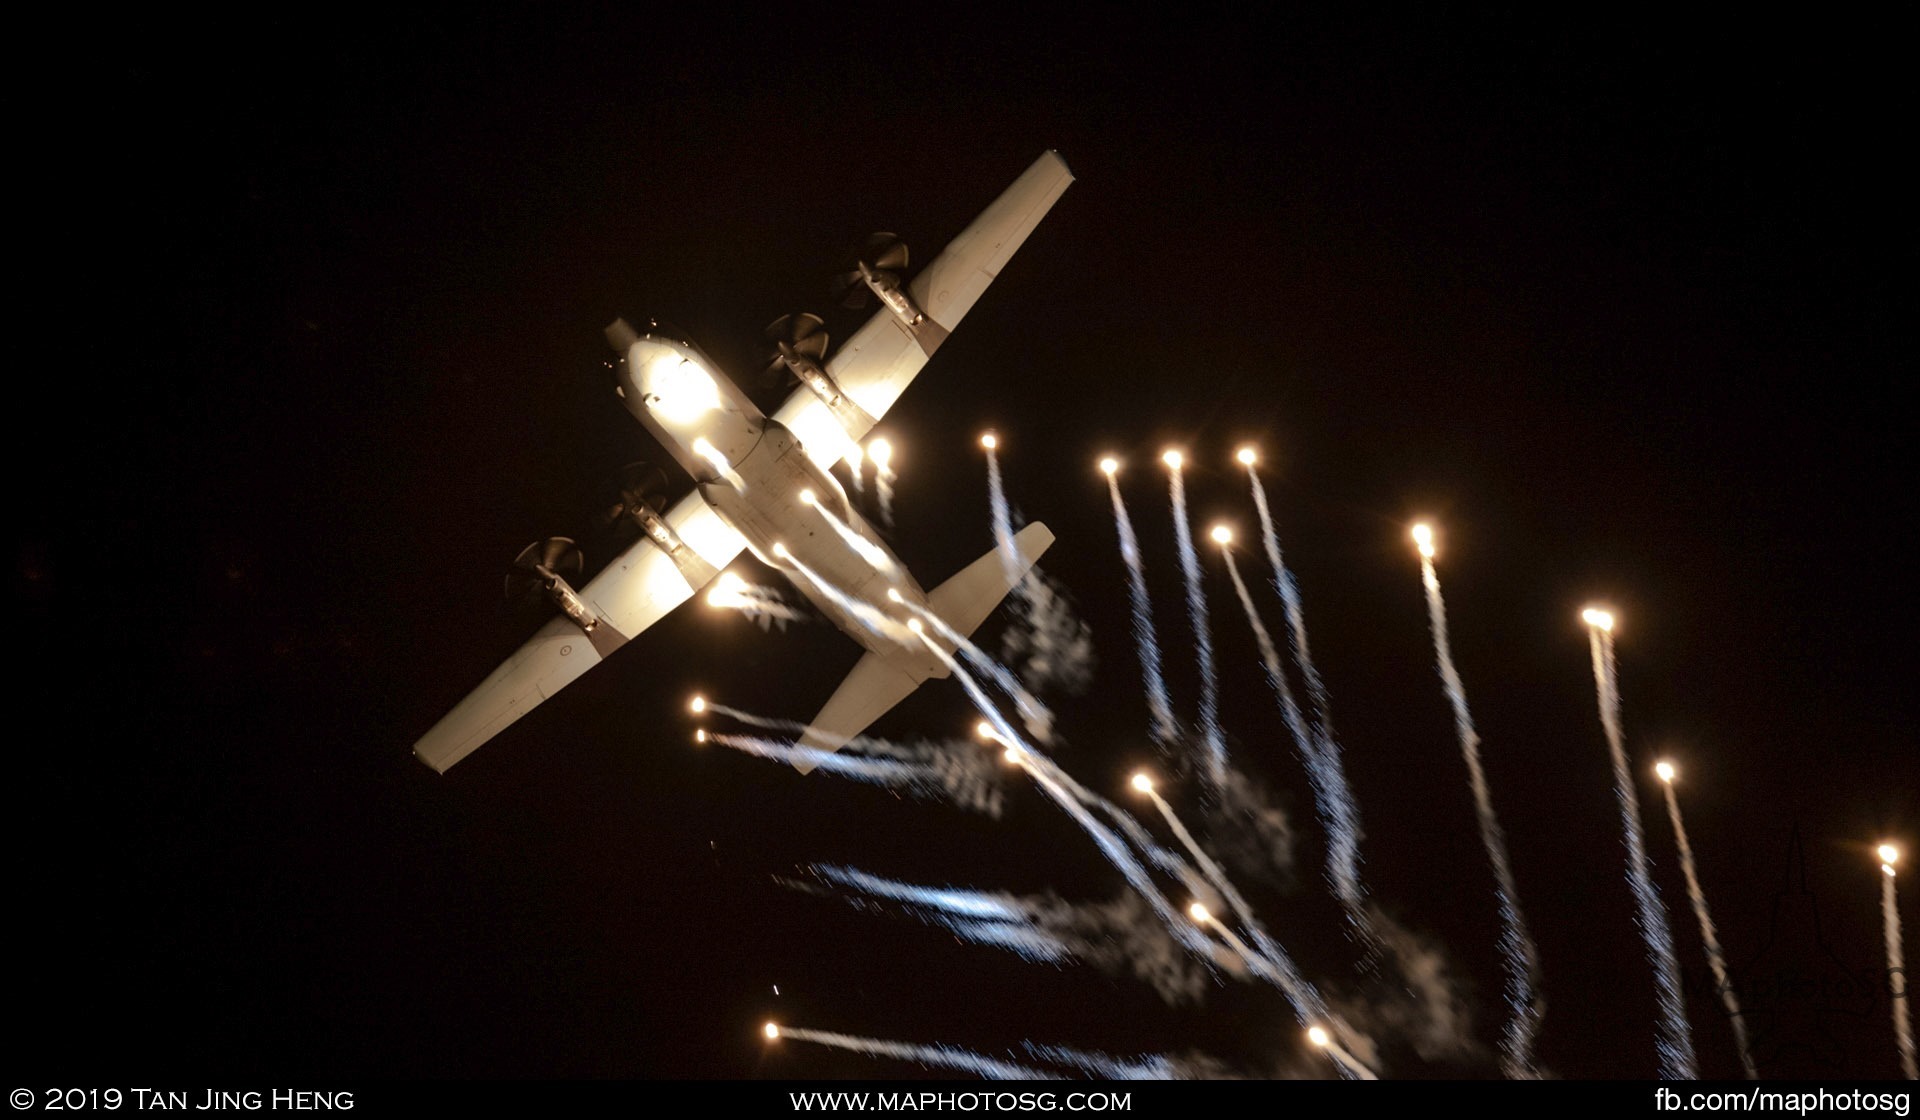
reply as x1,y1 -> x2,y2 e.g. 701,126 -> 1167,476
613,327 -> 947,679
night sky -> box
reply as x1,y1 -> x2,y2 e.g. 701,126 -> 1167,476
14,11 -> 1912,1081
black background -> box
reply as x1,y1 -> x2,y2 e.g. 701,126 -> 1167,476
12,9 -> 1912,1081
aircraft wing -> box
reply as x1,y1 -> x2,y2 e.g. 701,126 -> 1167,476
773,150 -> 1074,467
413,491 -> 746,773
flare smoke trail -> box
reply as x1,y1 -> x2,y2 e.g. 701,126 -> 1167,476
1222,547 -> 1366,917
702,703 -> 1008,816
1657,776 -> 1757,1079
1166,461 -> 1225,790
709,733 -> 1007,817
1243,463 -> 1337,771
1887,867 -> 1916,1080
804,865 -> 1071,963
708,577 -> 806,630
1417,547 -> 1544,1079
874,460 -> 897,530
1189,911 -> 1359,1078
1021,1043 -> 1186,1080
798,866 -> 1211,1002
1139,780 -> 1334,1031
922,637 -> 1216,961
775,1027 -> 1050,1080
985,443 -> 1019,582
1105,474 -> 1178,746
845,444 -> 865,497
925,634 -> 1346,1038
907,600 -> 1055,744
1588,625 -> 1698,1079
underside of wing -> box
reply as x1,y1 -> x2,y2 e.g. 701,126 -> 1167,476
413,491 -> 746,773
774,151 -> 1074,468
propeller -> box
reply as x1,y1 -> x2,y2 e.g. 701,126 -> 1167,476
506,537 -> 584,604
831,232 -> 910,309
763,313 -> 830,387
594,462 -> 670,535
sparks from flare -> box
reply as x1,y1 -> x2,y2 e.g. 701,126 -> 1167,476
1164,450 -> 1225,790
1241,449 -> 1358,918
1220,534 -> 1366,923
1412,522 -> 1543,1078
1656,759 -> 1758,1079
867,438 -> 897,528
1102,461 -> 1178,746
1586,612 -> 1697,1078
1883,841 -> 1916,1078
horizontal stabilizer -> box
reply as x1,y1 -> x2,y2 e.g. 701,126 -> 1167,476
928,522 -> 1053,639
792,521 -> 1054,772
795,652 -> 928,773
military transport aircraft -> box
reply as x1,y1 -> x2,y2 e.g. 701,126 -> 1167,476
413,151 -> 1074,773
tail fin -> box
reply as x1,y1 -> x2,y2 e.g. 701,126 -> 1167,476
795,523 -> 1054,771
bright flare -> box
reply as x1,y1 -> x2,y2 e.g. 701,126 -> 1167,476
1098,456 -> 1119,476
868,438 -> 893,467
1582,607 -> 1615,631
1307,1026 -> 1331,1048
650,357 -> 721,422
1161,449 -> 1183,470
1130,772 -> 1154,794
764,1022 -> 780,1041
1656,761 -> 1677,784
694,729 -> 708,744
707,571 -> 751,608
886,588 -> 903,603
1881,844 -> 1901,866
771,542 -> 790,559
1210,525 -> 1233,546
1412,523 -> 1435,558
979,433 -> 997,450
689,694 -> 707,714
907,617 -> 924,634
799,489 -> 816,506
1188,902 -> 1212,924
1236,447 -> 1257,466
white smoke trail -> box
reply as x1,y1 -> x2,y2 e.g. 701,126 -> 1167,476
1588,625 -> 1698,1079
1244,464 -> 1338,777
701,703 -> 1007,816
1019,1043 -> 1182,1079
997,568 -> 1096,698
1105,474 -> 1178,746
845,443 -> 865,497
923,638 -> 1216,962
906,600 -> 1056,745
1166,462 -> 1225,790
804,865 -> 1072,963
707,577 -> 808,630
980,443 -> 1094,700
1658,777 -> 1757,1079
941,632 -> 1356,1038
1887,867 -> 1916,1079
776,1027 -> 1051,1080
985,444 -> 1020,584
1141,782 -> 1335,1034
1417,549 -> 1544,1079
709,732 -> 1008,817
1222,547 -> 1366,918
875,462 -> 897,530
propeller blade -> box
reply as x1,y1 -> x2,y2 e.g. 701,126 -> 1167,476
863,232 -> 909,272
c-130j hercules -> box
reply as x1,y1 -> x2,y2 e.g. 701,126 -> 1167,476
414,152 -> 1073,773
